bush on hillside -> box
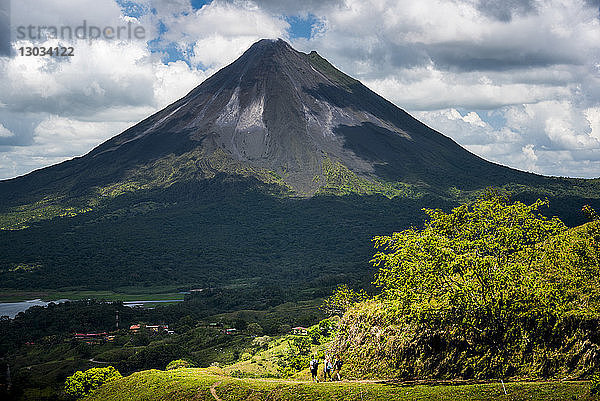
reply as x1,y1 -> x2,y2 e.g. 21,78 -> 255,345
64,366 -> 122,399
251,335 -> 272,350
308,318 -> 338,345
166,359 -> 195,370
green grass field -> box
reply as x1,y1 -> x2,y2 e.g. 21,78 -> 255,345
85,368 -> 594,401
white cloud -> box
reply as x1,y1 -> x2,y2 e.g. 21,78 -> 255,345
161,1 -> 289,68
364,71 -> 573,111
0,123 -> 13,138
520,144 -> 538,173
33,116 -> 131,157
585,107 -> 600,141
191,34 -> 268,68
153,59 -> 208,107
415,102 -> 600,178
0,116 -> 135,179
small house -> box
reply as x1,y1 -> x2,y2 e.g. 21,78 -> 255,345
292,326 -> 308,335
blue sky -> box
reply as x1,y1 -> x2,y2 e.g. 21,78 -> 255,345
0,0 -> 599,179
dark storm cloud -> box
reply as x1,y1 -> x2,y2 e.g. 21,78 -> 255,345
333,39 -> 580,77
427,42 -> 581,72
0,134 -> 31,147
584,0 -> 600,8
476,0 -> 537,22
343,42 -> 431,71
0,114 -> 38,147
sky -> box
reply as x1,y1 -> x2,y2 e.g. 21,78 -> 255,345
0,0 -> 599,179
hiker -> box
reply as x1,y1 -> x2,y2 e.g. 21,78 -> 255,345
323,355 -> 333,381
333,357 -> 343,381
309,356 -> 319,383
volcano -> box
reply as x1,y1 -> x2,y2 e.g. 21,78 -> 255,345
85,38 -> 528,193
0,39 -> 558,199
0,39 -> 598,294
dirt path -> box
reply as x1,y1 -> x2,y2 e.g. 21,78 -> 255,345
210,381 -> 223,401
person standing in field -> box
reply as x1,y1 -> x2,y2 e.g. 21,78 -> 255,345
309,356 -> 319,383
333,357 -> 343,381
323,355 -> 332,381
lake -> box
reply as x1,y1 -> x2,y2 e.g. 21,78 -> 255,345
0,299 -> 69,318
0,298 -> 186,318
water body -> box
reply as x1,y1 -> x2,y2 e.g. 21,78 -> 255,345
0,298 -> 185,318
0,299 -> 69,318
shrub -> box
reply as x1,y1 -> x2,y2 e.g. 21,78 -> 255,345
64,366 -> 121,399
247,322 -> 263,336
251,335 -> 271,350
308,319 -> 336,345
165,359 -> 195,370
280,354 -> 311,378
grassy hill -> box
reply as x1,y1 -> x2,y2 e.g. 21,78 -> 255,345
84,368 -> 594,401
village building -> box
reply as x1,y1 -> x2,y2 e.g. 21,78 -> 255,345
291,326 -> 308,335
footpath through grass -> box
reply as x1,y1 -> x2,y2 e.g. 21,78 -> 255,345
85,368 -> 594,401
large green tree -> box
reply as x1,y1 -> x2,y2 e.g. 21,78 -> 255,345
372,192 -> 599,324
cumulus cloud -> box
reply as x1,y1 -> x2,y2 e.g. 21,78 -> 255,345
299,0 -> 600,85
160,1 -> 289,68
0,115 -> 135,179
476,0 -> 538,22
415,102 -> 600,177
0,123 -> 13,138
